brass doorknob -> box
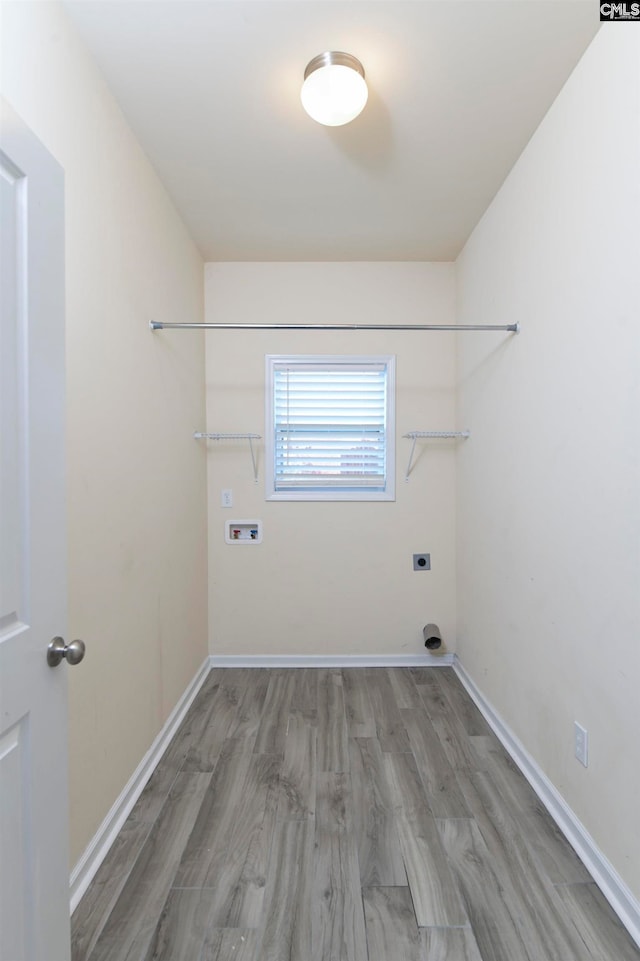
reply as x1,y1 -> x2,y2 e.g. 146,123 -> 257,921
47,636 -> 86,668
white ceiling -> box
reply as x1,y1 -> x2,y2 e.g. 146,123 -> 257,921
62,1 -> 599,262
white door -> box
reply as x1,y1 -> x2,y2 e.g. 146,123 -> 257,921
0,99 -> 71,961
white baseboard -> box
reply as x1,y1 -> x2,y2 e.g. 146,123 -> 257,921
69,656 -> 211,914
453,656 -> 640,950
209,653 -> 454,668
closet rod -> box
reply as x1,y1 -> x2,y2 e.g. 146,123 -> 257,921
150,321 -> 519,333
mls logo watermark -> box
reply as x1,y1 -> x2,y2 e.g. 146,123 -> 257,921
600,2 -> 640,19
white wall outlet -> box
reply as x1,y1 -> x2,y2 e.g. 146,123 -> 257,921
221,489 -> 233,508
574,722 -> 588,767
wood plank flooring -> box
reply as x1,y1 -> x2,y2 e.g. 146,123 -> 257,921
72,667 -> 640,961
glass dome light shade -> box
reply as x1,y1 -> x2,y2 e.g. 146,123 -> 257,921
301,52 -> 368,127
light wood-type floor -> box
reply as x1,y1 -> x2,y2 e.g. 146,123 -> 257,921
72,667 -> 640,960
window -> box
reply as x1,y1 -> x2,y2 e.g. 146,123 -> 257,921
265,355 -> 395,501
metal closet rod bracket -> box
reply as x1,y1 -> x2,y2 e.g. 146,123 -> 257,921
149,320 -> 520,333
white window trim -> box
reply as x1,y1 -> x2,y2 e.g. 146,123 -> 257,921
265,354 -> 396,502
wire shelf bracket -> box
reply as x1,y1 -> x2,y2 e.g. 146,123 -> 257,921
194,432 -> 262,483
402,430 -> 470,482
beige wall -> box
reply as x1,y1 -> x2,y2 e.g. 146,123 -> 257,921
456,28 -> 640,900
205,262 -> 457,657
1,1 -> 208,866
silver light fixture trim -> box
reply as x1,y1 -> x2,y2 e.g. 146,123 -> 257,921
303,51 -> 365,83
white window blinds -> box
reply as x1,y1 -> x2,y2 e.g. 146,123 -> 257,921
266,356 -> 395,501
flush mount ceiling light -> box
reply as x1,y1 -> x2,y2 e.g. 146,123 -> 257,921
301,51 -> 368,127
